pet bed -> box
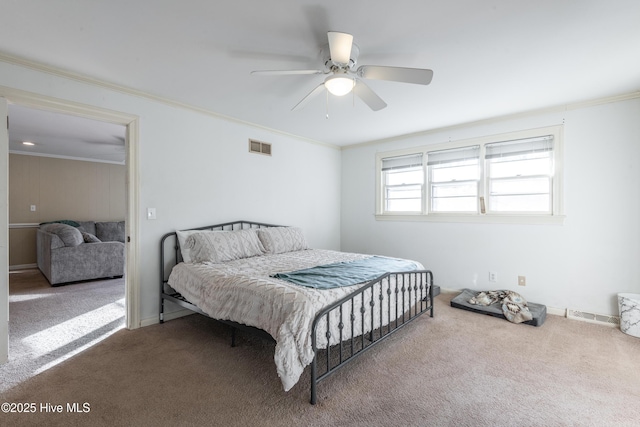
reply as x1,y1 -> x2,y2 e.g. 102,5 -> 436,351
450,288 -> 546,326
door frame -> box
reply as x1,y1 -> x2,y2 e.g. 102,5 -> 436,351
1,97 -> 7,363
0,86 -> 140,364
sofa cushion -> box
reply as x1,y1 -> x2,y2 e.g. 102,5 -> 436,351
40,223 -> 84,247
95,221 -> 125,243
77,221 -> 97,235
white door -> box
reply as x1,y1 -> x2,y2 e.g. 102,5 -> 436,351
0,97 -> 8,364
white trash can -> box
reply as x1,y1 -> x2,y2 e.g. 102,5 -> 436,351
618,293 -> 640,338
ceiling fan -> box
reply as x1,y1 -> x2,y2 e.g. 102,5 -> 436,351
251,31 -> 433,112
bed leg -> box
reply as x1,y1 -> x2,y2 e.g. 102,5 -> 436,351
310,358 -> 317,405
429,271 -> 434,318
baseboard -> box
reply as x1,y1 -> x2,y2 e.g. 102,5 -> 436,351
140,308 -> 195,327
9,263 -> 37,271
546,306 -> 565,317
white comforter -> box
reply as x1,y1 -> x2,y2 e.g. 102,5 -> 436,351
167,249 -> 423,391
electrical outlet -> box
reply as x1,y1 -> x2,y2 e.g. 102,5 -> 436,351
518,276 -> 526,286
489,271 -> 497,282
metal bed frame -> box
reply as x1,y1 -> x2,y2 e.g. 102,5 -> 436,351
160,220 -> 434,404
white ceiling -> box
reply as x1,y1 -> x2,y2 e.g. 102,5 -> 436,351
8,105 -> 126,163
1,0 -> 639,152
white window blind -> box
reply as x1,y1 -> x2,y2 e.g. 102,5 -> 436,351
426,145 -> 480,166
382,153 -> 423,170
485,136 -> 553,159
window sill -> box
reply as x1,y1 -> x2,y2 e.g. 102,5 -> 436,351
375,213 -> 565,225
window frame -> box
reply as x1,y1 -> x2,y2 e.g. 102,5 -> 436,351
427,144 -> 481,215
378,150 -> 425,215
375,125 -> 564,224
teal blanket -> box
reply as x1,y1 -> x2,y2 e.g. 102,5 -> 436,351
271,256 -> 419,289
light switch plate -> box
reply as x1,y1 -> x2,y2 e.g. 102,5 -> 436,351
147,208 -> 157,220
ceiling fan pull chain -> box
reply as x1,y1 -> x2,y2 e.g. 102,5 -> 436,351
326,90 -> 329,119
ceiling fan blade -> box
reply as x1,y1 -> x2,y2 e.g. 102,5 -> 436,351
291,83 -> 325,111
357,65 -> 433,85
251,69 -> 323,76
353,81 -> 387,111
327,31 -> 353,65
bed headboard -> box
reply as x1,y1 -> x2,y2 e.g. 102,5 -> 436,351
160,220 -> 281,293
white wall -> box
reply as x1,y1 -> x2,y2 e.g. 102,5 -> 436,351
0,59 -> 342,324
341,97 -> 640,316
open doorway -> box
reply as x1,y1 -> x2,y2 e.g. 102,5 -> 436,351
3,105 -> 127,391
0,91 -> 139,390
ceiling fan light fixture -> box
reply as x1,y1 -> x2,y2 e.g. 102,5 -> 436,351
324,75 -> 354,96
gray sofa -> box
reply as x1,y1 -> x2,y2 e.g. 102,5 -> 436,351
36,220 -> 125,286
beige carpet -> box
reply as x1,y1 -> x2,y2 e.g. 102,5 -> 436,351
1,269 -> 125,393
1,291 -> 639,427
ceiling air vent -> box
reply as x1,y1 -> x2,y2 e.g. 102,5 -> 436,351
249,139 -> 272,156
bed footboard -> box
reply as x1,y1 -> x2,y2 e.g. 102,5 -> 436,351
310,270 -> 434,404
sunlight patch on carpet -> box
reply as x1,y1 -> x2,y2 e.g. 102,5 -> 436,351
9,293 -> 54,302
32,318 -> 125,375
23,298 -> 126,355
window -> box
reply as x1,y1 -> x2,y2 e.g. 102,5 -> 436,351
485,136 -> 554,213
428,145 -> 480,213
381,154 -> 423,212
375,126 -> 563,223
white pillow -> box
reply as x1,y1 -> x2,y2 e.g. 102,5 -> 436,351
176,229 -> 207,263
256,227 -> 309,254
185,229 -> 265,263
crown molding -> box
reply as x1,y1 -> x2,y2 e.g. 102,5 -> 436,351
9,150 -> 125,165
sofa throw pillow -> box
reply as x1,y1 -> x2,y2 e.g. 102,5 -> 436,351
185,229 -> 265,263
96,221 -> 125,243
256,227 -> 309,254
82,232 -> 102,243
41,223 -> 84,247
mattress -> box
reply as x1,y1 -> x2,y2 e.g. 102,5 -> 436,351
167,248 -> 426,391
450,288 -> 546,327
